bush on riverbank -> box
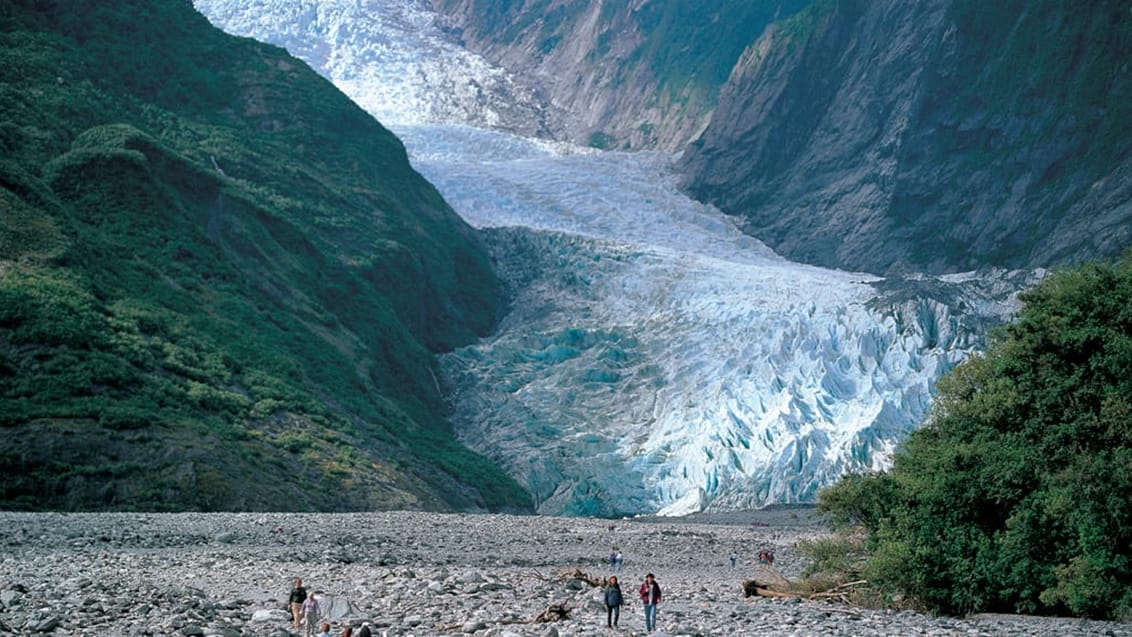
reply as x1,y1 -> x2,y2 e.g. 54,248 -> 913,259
819,252 -> 1132,620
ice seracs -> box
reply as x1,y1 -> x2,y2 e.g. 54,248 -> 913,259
193,0 -> 1034,516
193,0 -> 555,135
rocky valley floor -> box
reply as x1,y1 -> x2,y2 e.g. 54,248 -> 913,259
0,510 -> 1128,637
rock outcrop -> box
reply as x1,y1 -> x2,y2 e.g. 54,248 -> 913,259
429,0 -> 1131,274
677,0 -> 1132,275
430,0 -> 811,151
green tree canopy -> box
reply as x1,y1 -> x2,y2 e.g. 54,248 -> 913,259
820,252 -> 1132,619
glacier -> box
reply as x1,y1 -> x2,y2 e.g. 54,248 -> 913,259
193,0 -> 1035,516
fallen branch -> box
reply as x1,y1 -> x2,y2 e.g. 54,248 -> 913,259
753,564 -> 792,588
818,606 -> 865,618
556,567 -> 605,587
527,569 -> 551,582
744,584 -> 796,599
533,602 -> 572,623
439,601 -> 573,632
743,575 -> 872,608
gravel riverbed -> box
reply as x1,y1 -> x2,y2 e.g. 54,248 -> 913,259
1,510 -> 1127,637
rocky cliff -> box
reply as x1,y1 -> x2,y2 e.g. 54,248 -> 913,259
430,0 -> 810,151
678,0 -> 1132,275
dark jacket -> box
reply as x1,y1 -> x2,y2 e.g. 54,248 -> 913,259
639,580 -> 661,605
604,583 -> 623,607
289,586 -> 307,604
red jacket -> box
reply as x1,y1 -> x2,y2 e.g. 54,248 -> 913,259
639,580 -> 662,604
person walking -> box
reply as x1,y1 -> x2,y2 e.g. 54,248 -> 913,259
639,573 -> 661,632
603,575 -> 624,628
289,578 -> 307,631
300,591 -> 321,637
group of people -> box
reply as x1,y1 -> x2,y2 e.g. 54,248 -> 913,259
607,547 -> 624,571
289,579 -> 372,637
603,546 -> 776,632
293,572 -> 662,634
602,573 -> 662,632
293,550 -> 776,635
730,549 -> 774,568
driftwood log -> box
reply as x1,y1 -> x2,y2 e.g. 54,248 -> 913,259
742,564 -> 868,609
556,567 -> 606,587
742,563 -> 792,597
533,602 -> 571,623
441,601 -> 574,631
743,581 -> 795,598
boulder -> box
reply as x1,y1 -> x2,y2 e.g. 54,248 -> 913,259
313,594 -> 362,622
251,609 -> 289,623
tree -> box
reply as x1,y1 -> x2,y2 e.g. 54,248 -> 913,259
819,252 -> 1132,619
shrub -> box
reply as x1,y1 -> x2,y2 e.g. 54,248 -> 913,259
819,253 -> 1132,620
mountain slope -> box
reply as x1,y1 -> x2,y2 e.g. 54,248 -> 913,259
430,0 -> 812,151
678,0 -> 1132,275
0,1 -> 530,511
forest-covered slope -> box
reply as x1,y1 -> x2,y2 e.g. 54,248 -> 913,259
0,1 -> 530,512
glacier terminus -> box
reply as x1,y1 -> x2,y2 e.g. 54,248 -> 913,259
194,0 -> 1036,516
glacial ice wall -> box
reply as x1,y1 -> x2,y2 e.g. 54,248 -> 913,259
411,134 -> 1028,516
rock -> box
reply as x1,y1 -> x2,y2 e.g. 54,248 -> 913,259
459,572 -> 485,584
473,582 -> 511,593
314,594 -> 362,622
31,616 -> 59,632
251,609 -> 289,623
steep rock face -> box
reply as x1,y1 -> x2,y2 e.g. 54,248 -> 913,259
430,0 -> 810,151
678,0 -> 1132,275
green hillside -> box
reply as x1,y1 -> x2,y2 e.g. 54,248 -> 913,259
0,1 -> 531,512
